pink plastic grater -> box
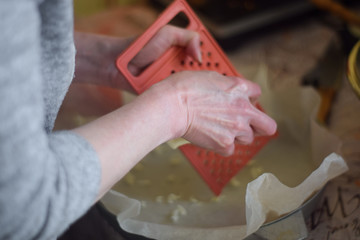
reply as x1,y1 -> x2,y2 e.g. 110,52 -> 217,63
116,0 -> 276,195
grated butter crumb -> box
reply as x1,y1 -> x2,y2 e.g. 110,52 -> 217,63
189,197 -> 201,204
169,156 -> 182,166
167,193 -> 181,204
166,174 -> 176,183
124,173 -> 136,186
133,163 -> 145,172
155,196 -> 164,203
137,179 -> 151,186
230,178 -> 242,187
170,204 -> 187,223
211,195 -> 225,203
250,166 -> 264,179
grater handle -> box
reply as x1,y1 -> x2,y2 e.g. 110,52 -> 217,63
116,0 -> 202,94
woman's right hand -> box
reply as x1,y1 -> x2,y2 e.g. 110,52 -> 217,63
73,68 -> 277,199
152,70 -> 277,156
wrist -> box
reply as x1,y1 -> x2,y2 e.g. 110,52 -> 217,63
146,80 -> 188,141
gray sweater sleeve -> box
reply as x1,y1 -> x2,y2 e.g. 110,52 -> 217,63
0,2 -> 101,239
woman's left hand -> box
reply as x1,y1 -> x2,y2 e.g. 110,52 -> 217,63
74,25 -> 201,93
126,25 -> 201,76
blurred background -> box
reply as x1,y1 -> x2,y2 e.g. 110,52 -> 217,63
56,0 -> 359,131
73,0 -> 360,50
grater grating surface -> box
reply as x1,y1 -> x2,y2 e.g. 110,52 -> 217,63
116,0 -> 276,195
179,130 -> 275,195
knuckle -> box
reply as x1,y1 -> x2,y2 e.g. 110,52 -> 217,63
161,25 -> 173,33
245,134 -> 254,144
235,123 -> 254,144
236,132 -> 254,145
219,136 -> 234,150
242,102 -> 257,114
220,148 -> 234,157
207,70 -> 222,78
233,121 -> 247,132
217,141 -> 235,156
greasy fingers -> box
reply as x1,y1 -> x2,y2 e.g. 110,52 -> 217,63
182,31 -> 202,62
248,106 -> 277,136
235,124 -> 255,145
217,140 -> 235,157
131,25 -> 201,70
229,77 -> 276,136
229,77 -> 262,99
160,70 -> 277,156
161,25 -> 201,62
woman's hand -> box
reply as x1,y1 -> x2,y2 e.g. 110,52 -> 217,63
126,25 -> 201,76
74,25 -> 201,93
154,70 -> 277,156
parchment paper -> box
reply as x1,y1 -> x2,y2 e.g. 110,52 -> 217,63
101,65 -> 348,240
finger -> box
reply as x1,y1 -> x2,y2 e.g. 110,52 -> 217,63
249,107 -> 277,136
239,78 -> 262,99
235,125 -> 254,145
217,142 -> 235,157
166,25 -> 201,62
229,77 -> 262,100
133,25 -> 201,68
184,32 -> 202,63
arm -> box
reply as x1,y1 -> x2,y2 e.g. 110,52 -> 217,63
0,2 -> 100,239
73,32 -> 135,92
74,70 -> 277,200
73,83 -> 178,198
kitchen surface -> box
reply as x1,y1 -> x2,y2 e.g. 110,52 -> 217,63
57,0 -> 360,239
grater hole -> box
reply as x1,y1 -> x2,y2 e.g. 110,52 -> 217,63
171,70 -> 175,74
200,41 -> 204,46
223,73 -> 227,76
203,159 -> 209,166
207,52 -> 212,57
126,11 -> 190,77
206,62 -> 211,67
215,62 -> 219,67
189,61 -> 194,66
169,11 -> 190,28
181,60 -> 185,66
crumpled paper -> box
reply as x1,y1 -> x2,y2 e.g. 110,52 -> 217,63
245,153 -> 348,236
101,65 -> 349,240
101,153 -> 348,239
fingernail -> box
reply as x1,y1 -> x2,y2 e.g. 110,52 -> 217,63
197,46 -> 202,63
195,34 -> 202,63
